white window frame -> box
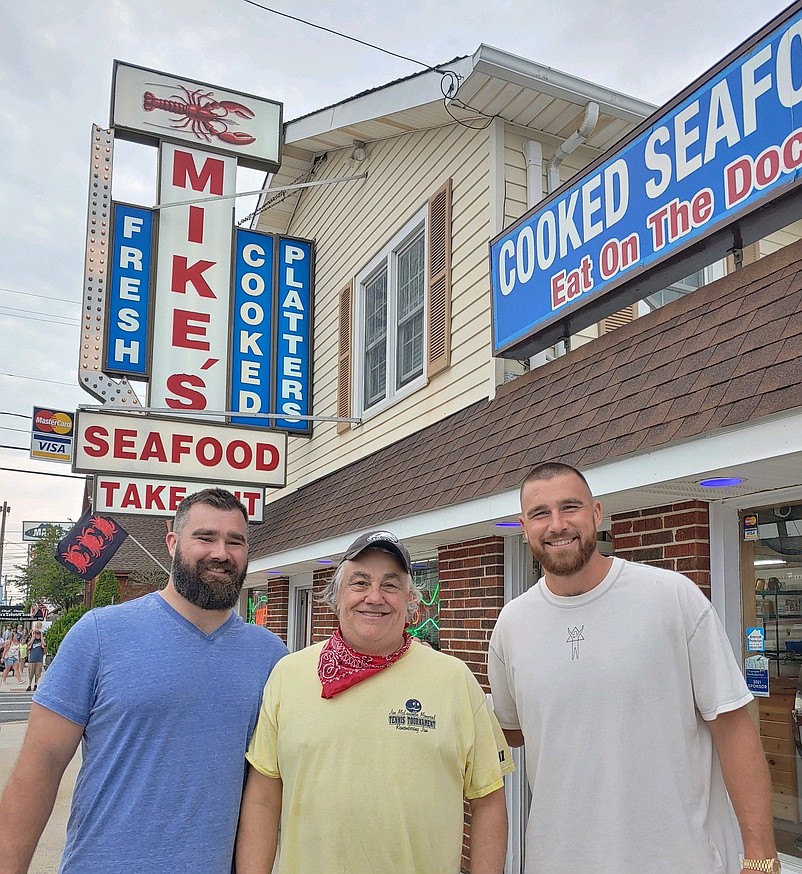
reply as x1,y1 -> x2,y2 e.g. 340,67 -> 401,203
353,207 -> 428,420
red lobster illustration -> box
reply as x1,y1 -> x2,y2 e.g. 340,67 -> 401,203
143,85 -> 256,146
60,545 -> 91,575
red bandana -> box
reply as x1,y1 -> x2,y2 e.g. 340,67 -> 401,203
318,627 -> 412,699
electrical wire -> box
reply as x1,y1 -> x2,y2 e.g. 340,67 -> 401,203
0,373 -> 79,387
239,0 -> 444,72
0,286 -> 80,305
240,153 -> 329,227
236,2 -> 494,135
0,465 -> 85,481
0,310 -> 80,327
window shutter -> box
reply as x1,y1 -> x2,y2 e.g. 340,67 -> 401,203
600,304 -> 637,335
336,281 -> 353,434
427,178 -> 452,378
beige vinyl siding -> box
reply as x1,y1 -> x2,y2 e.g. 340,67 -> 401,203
258,121 -> 493,501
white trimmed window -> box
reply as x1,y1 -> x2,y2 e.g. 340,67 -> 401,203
356,212 -> 427,416
337,178 -> 452,429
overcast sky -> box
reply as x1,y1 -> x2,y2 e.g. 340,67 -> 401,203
0,0 -> 792,598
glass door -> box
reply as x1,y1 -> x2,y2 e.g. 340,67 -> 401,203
743,501 -> 802,860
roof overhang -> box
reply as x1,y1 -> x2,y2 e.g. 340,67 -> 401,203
253,45 -> 657,233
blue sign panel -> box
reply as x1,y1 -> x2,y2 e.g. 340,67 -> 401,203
106,203 -> 153,375
231,229 -> 275,427
746,626 -> 766,652
273,237 -> 313,435
745,654 -> 770,697
491,7 -> 802,356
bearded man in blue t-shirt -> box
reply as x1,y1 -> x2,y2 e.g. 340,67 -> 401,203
0,488 -> 287,874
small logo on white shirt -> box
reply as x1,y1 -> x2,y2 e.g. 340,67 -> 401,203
567,626 -> 584,660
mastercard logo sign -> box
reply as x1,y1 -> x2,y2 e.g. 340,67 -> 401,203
33,409 -> 74,436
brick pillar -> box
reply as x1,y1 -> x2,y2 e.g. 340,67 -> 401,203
438,536 -> 505,688
437,535 -> 505,874
264,577 -> 289,643
611,501 -> 711,597
312,567 -> 338,643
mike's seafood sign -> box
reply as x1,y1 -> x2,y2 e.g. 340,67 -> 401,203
110,62 -> 282,171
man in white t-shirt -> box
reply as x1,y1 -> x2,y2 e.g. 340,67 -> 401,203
488,461 -> 779,874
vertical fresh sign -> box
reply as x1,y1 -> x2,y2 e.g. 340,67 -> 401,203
106,203 -> 153,376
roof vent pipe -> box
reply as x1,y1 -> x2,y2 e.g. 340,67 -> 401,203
547,100 -> 600,193
522,140 -> 543,209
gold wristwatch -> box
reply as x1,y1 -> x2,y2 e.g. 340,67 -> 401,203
742,859 -> 781,873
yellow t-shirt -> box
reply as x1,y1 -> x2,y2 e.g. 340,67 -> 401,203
247,640 -> 513,874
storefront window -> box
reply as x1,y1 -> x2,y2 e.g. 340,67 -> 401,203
247,589 -> 270,627
408,559 -> 440,649
747,502 -> 802,860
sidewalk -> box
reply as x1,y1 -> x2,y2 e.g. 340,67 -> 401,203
0,720 -> 81,873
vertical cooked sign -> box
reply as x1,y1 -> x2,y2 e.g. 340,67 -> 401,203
231,229 -> 274,427
106,203 -> 153,376
275,237 -> 313,434
490,5 -> 802,358
150,143 -> 236,417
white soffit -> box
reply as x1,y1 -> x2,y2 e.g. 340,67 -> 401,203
465,45 -> 656,124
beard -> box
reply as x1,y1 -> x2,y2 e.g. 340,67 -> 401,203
529,529 -> 598,577
171,545 -> 247,611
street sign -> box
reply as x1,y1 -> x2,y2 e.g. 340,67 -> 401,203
22,522 -> 70,542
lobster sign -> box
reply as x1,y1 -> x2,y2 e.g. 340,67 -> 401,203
143,87 -> 256,147
111,62 -> 283,172
54,508 -> 129,582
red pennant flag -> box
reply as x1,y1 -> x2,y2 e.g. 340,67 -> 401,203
54,508 -> 128,581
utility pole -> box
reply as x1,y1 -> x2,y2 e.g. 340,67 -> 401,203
0,502 -> 9,604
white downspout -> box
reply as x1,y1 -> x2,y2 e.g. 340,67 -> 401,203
522,140 -> 548,368
522,139 -> 543,209
548,100 -> 600,193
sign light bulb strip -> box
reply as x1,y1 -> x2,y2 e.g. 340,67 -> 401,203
78,124 -> 141,407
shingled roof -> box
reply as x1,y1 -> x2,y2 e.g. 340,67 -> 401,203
250,236 -> 802,558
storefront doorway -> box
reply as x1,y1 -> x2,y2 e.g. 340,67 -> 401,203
288,573 -> 313,652
741,500 -> 802,864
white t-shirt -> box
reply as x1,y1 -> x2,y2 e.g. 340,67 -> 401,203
488,557 -> 752,873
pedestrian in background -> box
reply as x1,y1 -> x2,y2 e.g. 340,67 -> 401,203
488,461 -> 778,874
0,488 -> 288,874
236,531 -> 512,874
1,632 -> 24,686
25,622 -> 46,692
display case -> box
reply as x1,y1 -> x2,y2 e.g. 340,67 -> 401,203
757,588 -> 802,677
